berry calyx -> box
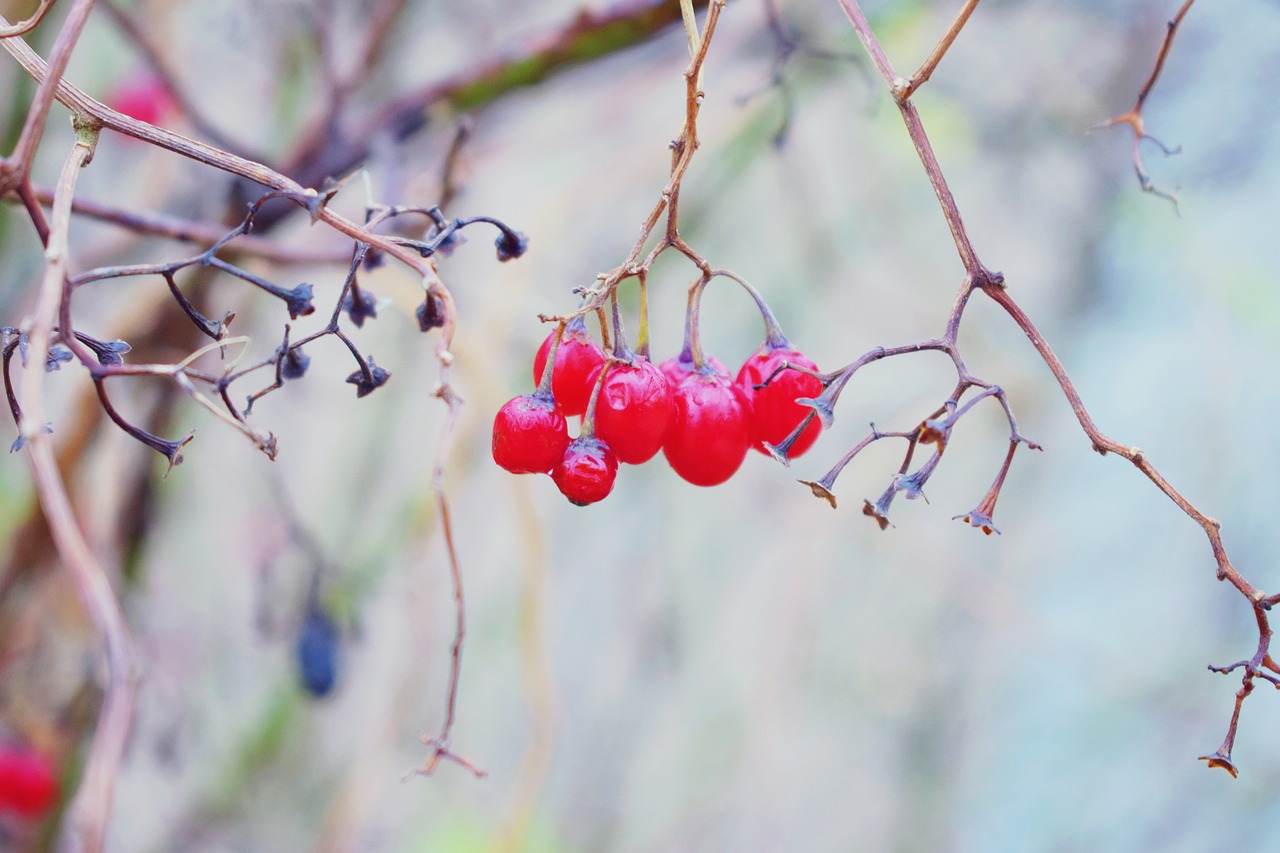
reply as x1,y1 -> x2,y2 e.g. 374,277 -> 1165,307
659,353 -> 728,389
552,437 -> 618,505
737,346 -> 823,458
663,365 -> 753,486
492,391 -> 570,474
0,745 -> 58,819
532,316 -> 605,417
591,357 -> 673,464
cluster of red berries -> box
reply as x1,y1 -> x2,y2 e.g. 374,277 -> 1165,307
492,312 -> 822,505
0,744 -> 58,820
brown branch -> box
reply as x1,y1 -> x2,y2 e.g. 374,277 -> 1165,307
14,187 -> 351,264
0,17 -> 430,268
282,0 -> 711,189
897,0 -> 981,101
1094,0 -> 1199,207
410,382 -> 486,779
19,131 -> 140,853
836,0 -> 1268,775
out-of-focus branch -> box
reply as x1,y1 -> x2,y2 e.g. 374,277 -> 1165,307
97,0 -> 255,155
281,0 -> 711,189
11,187 -> 351,264
1094,0 -> 1199,207
20,130 -> 140,853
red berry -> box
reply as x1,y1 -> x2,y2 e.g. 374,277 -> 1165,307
533,319 -> 605,417
108,74 -> 175,126
736,346 -> 823,458
492,391 -> 570,474
663,366 -> 753,486
552,437 -> 618,505
590,358 -> 673,464
0,746 -> 58,819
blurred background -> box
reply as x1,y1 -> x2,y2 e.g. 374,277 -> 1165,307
3,0 -> 1280,850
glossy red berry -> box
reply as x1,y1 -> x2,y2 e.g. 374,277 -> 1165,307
737,346 -> 823,458
533,318 -> 605,417
492,391 -> 570,474
552,437 -> 618,505
663,367 -> 753,486
590,358 -> 673,464
0,746 -> 58,819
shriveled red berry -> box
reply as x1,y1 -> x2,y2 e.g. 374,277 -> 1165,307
552,437 -> 618,505
663,367 -> 753,486
492,391 -> 570,474
533,318 -> 605,417
737,346 -> 823,458
0,746 -> 58,819
590,358 -> 673,464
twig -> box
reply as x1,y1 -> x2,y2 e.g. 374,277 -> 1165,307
1094,0 -> 1199,207
836,0 -> 1266,776
16,187 -> 351,264
410,383 -> 486,778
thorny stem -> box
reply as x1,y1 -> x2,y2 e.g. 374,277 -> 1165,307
19,135 -> 140,853
838,0 -> 1266,774
1094,0 -> 1198,207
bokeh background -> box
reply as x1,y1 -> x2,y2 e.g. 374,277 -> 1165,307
4,0 -> 1280,850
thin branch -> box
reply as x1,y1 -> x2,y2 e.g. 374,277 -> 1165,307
18,132 -> 139,853
16,187 -> 351,264
1094,0 -> 1198,207
411,383 -> 486,779
836,0 -> 1269,774
898,0 -> 981,101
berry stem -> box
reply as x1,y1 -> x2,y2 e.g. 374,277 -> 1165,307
535,320 -> 568,394
579,358 -> 614,438
636,269 -> 651,359
709,268 -> 790,349
683,271 -> 711,370
609,289 -> 633,360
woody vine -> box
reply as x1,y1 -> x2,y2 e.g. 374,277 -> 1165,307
0,0 -> 1264,851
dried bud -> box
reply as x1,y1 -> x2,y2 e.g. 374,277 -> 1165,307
341,286 -> 379,328
953,507 -> 1000,536
284,284 -> 316,320
345,357 -> 390,398
862,495 -> 894,530
416,292 -> 446,332
281,346 -> 310,380
494,229 -> 529,262
1198,751 -> 1238,778
45,346 -> 73,371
